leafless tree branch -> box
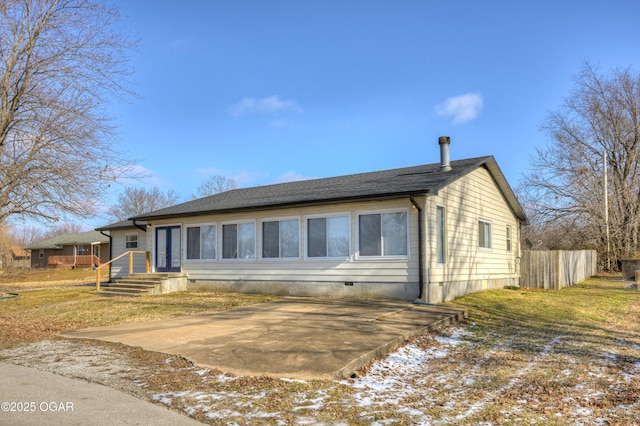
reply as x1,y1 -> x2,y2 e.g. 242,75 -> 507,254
0,0 -> 138,224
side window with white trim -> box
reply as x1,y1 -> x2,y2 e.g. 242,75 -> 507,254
479,219 -> 492,249
125,234 -> 138,249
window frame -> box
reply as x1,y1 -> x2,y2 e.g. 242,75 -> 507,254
436,205 -> 447,265
125,233 -> 139,250
305,213 -> 351,260
221,220 -> 256,261
356,208 -> 410,259
506,225 -> 512,252
185,223 -> 217,262
260,217 -> 301,260
478,219 -> 492,250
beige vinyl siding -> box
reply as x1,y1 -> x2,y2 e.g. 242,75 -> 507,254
153,199 -> 420,285
426,166 -> 520,283
110,230 -> 147,279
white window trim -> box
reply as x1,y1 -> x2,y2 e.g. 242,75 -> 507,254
304,213 -> 352,261
125,233 -> 139,250
220,220 -> 257,261
259,216 -> 301,261
184,223 -> 217,262
436,204 -> 447,265
478,218 -> 493,251
356,208 -> 410,260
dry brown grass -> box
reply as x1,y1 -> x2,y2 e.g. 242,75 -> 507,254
0,267 -> 95,290
1,275 -> 638,424
0,288 -> 278,348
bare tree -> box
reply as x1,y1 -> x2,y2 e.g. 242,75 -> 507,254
192,175 -> 237,199
0,223 -> 13,267
0,0 -> 137,225
107,187 -> 180,221
40,222 -> 87,239
521,62 -> 640,270
8,224 -> 44,247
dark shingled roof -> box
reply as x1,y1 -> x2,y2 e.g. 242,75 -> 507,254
128,156 -> 527,223
96,219 -> 146,232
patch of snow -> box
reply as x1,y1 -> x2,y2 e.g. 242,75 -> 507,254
280,377 -> 308,384
205,409 -> 243,419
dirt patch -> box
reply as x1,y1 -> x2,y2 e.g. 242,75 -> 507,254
0,338 -> 221,403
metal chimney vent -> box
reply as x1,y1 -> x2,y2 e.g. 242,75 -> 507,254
438,136 -> 452,172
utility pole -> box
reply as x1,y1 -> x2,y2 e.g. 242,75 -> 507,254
604,150 -> 611,271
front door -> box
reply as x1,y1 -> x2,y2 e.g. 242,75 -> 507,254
156,226 -> 181,272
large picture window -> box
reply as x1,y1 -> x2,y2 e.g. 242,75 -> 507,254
307,215 -> 350,258
186,225 -> 216,260
262,219 -> 299,258
479,219 -> 492,249
222,222 -> 255,259
358,211 -> 408,257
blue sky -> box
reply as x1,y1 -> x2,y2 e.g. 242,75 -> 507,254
86,0 -> 640,227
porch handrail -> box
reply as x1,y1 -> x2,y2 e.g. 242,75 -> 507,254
96,250 -> 151,291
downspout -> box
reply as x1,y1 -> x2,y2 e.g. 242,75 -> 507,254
409,195 -> 424,300
99,230 -> 112,282
133,220 -> 148,233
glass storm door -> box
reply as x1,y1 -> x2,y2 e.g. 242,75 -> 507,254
156,226 -> 181,272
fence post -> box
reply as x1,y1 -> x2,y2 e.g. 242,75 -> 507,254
129,251 -> 134,274
96,268 -> 101,292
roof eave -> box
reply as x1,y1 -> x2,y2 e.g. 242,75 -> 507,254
131,190 -> 434,222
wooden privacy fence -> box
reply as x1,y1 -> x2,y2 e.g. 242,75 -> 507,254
520,250 -> 598,290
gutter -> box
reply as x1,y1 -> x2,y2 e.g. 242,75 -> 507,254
133,219 -> 148,233
409,194 -> 424,300
131,191 -> 434,222
99,230 -> 112,283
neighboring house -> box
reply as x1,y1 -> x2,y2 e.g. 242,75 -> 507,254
101,138 -> 528,303
95,219 -> 148,280
10,247 -> 31,268
25,231 -> 110,269
0,247 -> 31,269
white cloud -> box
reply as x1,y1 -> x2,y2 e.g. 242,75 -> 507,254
435,93 -> 483,124
231,170 -> 268,187
274,171 -> 315,184
228,95 -> 303,117
110,164 -> 161,186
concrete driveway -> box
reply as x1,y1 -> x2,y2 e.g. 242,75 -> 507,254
62,297 -> 466,380
0,362 -> 203,426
